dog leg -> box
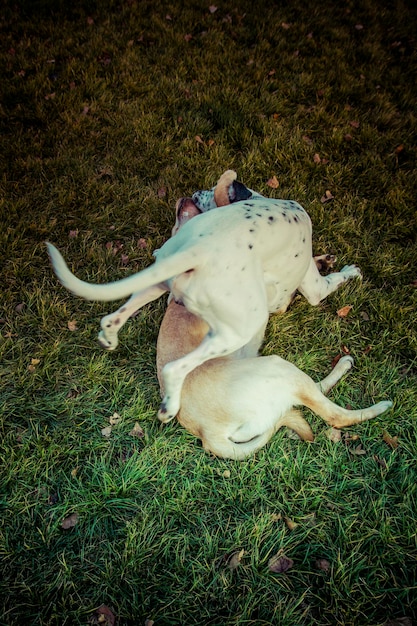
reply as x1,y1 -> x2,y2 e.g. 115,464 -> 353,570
98,285 -> 167,350
317,355 -> 354,393
299,257 -> 362,306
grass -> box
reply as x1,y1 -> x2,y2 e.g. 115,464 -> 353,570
1,0 -> 417,624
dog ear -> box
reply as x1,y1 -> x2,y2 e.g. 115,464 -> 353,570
214,170 -> 237,207
172,197 -> 202,234
230,180 -> 252,202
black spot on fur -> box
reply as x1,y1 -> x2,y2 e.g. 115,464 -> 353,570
302,237 -> 306,243
114,318 -> 120,325
268,216 -> 275,222
248,244 -> 253,249
249,228 -> 255,233
245,215 -> 252,219
256,213 -> 262,217
294,216 -> 298,223
244,202 -> 254,207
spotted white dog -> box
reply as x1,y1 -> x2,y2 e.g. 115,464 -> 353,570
47,170 -> 361,422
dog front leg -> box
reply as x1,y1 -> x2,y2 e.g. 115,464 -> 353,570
98,285 -> 167,350
158,326 -> 257,423
298,257 -> 362,306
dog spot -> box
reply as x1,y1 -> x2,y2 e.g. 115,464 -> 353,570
302,237 -> 306,243
249,228 -> 255,233
282,212 -> 287,218
256,213 -> 262,217
244,202 -> 254,207
294,253 -> 299,258
248,244 -> 253,249
268,216 -> 275,223
241,266 -> 246,271
114,318 -> 120,325
245,215 -> 252,219
120,307 -> 126,313
294,216 -> 298,223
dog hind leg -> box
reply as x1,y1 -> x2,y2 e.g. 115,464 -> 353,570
299,257 -> 362,306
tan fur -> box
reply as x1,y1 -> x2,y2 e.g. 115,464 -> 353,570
157,300 -> 392,459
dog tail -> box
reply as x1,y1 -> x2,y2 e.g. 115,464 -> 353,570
46,242 -> 196,302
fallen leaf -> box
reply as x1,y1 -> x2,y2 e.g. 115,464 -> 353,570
320,190 -> 334,203
349,444 -> 367,456
109,412 -> 121,426
343,432 -> 360,442
360,311 -> 370,321
327,427 -> 342,443
284,516 -> 298,530
129,422 -> 144,438
316,558 -> 331,572
67,320 -> 78,331
61,512 -> 78,529
337,305 -> 353,318
120,254 -> 129,265
95,605 -> 115,626
208,5 -> 218,13
267,175 -> 279,188
355,24 -> 364,30
184,34 -> 193,42
15,303 -> 25,313
138,238 -> 147,249
374,455 -> 388,470
101,426 -> 112,438
394,144 -> 405,155
71,467 -> 79,478
302,135 -> 313,145
349,120 -> 360,128
281,22 -> 291,29
268,552 -> 294,573
195,134 -> 204,144
223,469 -> 231,478
271,513 -> 282,522
383,430 -> 399,449
157,186 -> 167,198
227,549 -> 245,570
28,358 -> 40,372
144,621 -> 155,626
313,153 -> 321,164
207,138 -> 215,146
69,229 -> 78,238
410,279 -> 417,288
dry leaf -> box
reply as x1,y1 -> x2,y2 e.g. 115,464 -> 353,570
313,153 -> 321,164
67,320 -> 77,331
208,5 -> 218,13
410,279 -> 417,288
28,357 -> 40,373
71,467 -> 78,478
327,427 -> 342,443
129,422 -> 144,438
349,120 -> 360,128
101,426 -> 112,438
144,621 -> 155,626
302,135 -> 313,145
284,517 -> 298,530
349,444 -> 367,456
268,552 -> 294,573
109,412 -> 121,425
15,302 -> 25,313
374,455 -> 388,470
337,305 -> 353,318
157,186 -> 167,198
320,190 -> 334,203
267,175 -> 279,188
227,549 -> 245,570
316,558 -> 331,572
61,512 -> 78,529
95,605 -> 115,626
195,134 -> 204,144
271,513 -> 282,522
383,430 -> 399,449
222,469 -> 231,478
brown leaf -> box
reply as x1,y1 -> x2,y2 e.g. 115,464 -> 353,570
337,305 -> 353,318
129,422 -> 144,438
383,430 -> 399,449
67,320 -> 78,331
157,186 -> 167,198
208,4 -> 218,13
138,238 -> 147,249
96,605 -> 115,626
316,558 -> 331,572
195,134 -> 204,143
267,175 -> 279,188
374,455 -> 388,470
15,302 -> 25,313
313,153 -> 321,164
61,512 -> 78,529
227,549 -> 245,570
394,144 -> 405,155
320,190 -> 334,203
284,516 -> 298,530
331,353 -> 343,368
144,621 -> 155,626
109,412 -> 121,426
302,135 -> 313,145
349,444 -> 367,456
349,120 -> 360,128
327,427 -> 342,443
268,552 -> 294,573
410,279 -> 417,288
384,619 -> 412,626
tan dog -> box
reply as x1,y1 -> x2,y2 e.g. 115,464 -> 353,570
156,300 -> 392,459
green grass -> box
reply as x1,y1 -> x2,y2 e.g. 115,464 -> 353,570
1,0 -> 417,624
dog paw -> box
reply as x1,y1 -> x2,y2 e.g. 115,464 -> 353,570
340,264 -> 362,280
338,355 -> 354,370
375,400 -> 393,415
97,330 -> 118,351
157,402 -> 177,424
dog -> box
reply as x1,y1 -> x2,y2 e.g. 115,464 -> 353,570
156,299 -> 392,459
47,170 -> 362,423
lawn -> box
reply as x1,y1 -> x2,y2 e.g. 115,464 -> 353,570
1,0 -> 416,624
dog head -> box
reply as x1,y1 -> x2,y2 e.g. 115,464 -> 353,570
191,169 -> 255,212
